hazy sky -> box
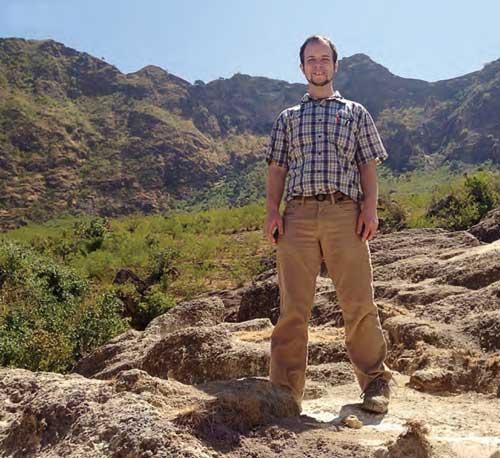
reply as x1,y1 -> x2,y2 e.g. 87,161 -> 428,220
1,0 -> 499,85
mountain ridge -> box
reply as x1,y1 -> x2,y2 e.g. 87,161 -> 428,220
0,37 -> 499,230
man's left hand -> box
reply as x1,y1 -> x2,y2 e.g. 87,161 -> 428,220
356,204 -> 379,242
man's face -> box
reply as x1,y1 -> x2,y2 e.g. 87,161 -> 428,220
300,40 -> 337,87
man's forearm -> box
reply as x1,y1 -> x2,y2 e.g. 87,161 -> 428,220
358,160 -> 379,208
266,164 -> 287,212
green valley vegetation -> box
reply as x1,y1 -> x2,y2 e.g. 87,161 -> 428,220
378,163 -> 500,230
1,166 -> 499,374
0,203 -> 273,372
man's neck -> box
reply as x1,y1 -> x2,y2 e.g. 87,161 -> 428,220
307,84 -> 335,100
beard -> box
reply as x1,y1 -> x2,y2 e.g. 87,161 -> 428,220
306,73 -> 333,87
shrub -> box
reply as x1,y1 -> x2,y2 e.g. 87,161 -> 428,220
73,217 -> 110,254
150,247 -> 181,288
72,291 -> 129,361
426,172 -> 499,230
135,285 -> 176,330
464,173 -> 497,216
0,239 -> 127,372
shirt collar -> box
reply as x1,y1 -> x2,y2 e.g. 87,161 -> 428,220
301,90 -> 344,104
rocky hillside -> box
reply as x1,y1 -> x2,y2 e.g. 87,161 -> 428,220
1,214 -> 499,457
1,37 -> 499,230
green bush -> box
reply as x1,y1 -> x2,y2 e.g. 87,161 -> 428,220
73,217 -> 110,254
0,239 -> 127,372
135,285 -> 176,329
150,247 -> 181,287
464,173 -> 497,216
72,291 -> 129,362
426,172 -> 499,230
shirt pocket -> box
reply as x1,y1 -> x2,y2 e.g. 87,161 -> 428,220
326,112 -> 357,159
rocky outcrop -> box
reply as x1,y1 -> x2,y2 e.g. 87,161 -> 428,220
1,228 -> 500,456
0,368 -> 299,457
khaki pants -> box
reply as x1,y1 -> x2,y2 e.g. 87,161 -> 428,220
269,193 -> 392,403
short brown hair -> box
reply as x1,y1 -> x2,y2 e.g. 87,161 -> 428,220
300,35 -> 338,65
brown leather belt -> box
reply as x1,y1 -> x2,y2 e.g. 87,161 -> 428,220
291,190 -> 353,202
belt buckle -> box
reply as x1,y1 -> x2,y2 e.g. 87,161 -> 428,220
315,193 -> 326,201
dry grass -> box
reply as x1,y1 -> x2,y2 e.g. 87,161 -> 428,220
173,401 -> 219,431
233,326 -> 344,343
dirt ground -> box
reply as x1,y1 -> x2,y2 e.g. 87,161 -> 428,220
215,373 -> 500,458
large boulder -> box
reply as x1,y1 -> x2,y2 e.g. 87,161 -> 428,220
144,295 -> 226,337
141,323 -> 270,384
74,296 -> 226,379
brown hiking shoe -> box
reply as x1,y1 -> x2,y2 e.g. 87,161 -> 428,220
360,377 -> 391,414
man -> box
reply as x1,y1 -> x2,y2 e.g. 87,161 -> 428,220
264,35 -> 393,414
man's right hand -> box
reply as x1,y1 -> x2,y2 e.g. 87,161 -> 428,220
265,209 -> 284,245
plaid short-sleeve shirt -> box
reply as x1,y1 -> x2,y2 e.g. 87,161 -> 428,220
265,90 -> 388,203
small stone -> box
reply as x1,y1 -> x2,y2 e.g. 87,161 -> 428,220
342,414 -> 363,429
